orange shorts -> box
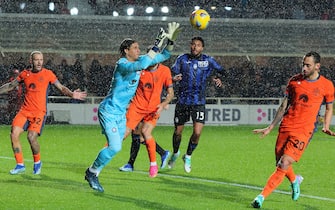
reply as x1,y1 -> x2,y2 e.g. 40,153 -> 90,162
126,104 -> 159,130
12,109 -> 47,135
275,131 -> 312,162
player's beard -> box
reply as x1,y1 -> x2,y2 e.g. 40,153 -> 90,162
190,50 -> 201,58
302,69 -> 316,79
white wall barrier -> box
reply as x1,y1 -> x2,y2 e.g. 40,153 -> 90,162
47,103 -> 284,125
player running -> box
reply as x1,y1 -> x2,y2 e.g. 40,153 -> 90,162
251,51 -> 335,208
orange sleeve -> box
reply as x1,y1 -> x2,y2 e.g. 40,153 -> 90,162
161,65 -> 173,89
324,77 -> 334,103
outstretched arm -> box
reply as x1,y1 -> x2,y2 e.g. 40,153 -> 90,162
210,57 -> 224,88
0,80 -> 19,95
253,96 -> 288,138
53,80 -> 87,100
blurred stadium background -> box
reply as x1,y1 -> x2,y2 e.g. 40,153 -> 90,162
0,0 -> 334,124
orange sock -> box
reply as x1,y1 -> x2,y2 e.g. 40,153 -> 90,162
14,152 -> 24,165
145,138 -> 156,163
33,153 -> 40,163
285,165 -> 296,183
261,167 -> 287,198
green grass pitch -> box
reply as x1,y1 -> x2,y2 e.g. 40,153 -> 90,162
0,125 -> 334,209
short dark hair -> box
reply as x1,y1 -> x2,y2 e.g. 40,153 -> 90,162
119,38 -> 136,57
191,36 -> 205,47
305,51 -> 321,63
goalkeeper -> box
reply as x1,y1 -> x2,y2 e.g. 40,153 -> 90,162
84,22 -> 181,192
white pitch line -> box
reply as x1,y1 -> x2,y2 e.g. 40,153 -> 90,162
0,156 -> 19,161
1,156 -> 334,202
134,171 -> 335,203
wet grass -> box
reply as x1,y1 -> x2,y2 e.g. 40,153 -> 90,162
0,125 -> 334,209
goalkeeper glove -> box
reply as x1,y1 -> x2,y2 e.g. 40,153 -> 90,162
165,22 -> 181,42
165,22 -> 181,51
148,28 -> 167,58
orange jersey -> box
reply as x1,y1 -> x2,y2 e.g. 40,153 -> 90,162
17,68 -> 58,113
280,74 -> 334,134
130,64 -> 173,113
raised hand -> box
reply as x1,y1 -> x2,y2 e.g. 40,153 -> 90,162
153,27 -> 167,49
165,22 -> 181,42
72,89 -> 87,100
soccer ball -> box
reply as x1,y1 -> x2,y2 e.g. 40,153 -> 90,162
190,9 -> 210,30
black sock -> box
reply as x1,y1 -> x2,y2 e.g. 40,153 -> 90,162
172,132 -> 182,154
186,141 -> 198,156
128,133 -> 141,166
156,142 -> 165,156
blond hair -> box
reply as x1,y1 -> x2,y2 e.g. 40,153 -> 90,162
30,51 -> 43,59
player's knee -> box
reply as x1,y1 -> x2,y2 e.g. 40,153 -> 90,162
191,132 -> 201,141
276,157 -> 292,169
27,132 -> 38,143
113,147 -> 122,154
173,131 -> 182,138
10,127 -> 23,140
10,132 -> 19,141
106,144 -> 121,154
140,127 -> 148,136
174,125 -> 184,134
